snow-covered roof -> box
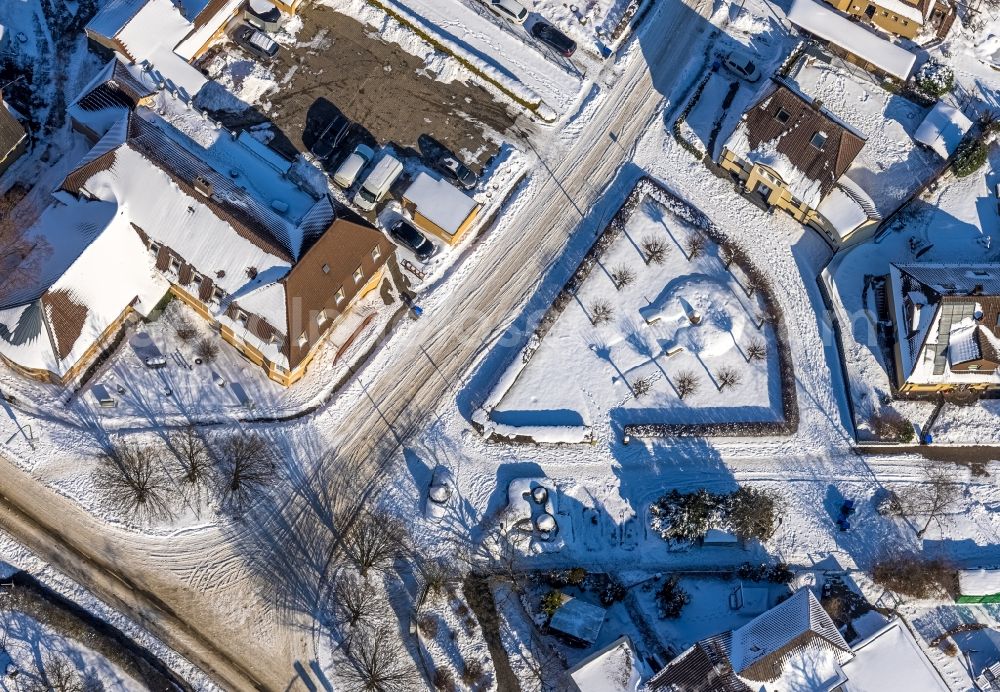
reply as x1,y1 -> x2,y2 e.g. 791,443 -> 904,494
786,56 -> 937,219
403,172 -> 480,236
67,58 -> 156,138
729,588 -> 852,681
889,264 -> 1000,385
567,636 -> 643,692
0,199 -> 167,376
915,101 -> 973,159
788,0 -> 917,80
0,94 -> 26,161
959,569 -> 1000,596
549,597 -> 606,645
840,620 -> 949,691
817,187 -> 870,240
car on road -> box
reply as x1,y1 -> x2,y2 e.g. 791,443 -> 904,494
333,143 -> 374,188
390,219 -> 436,261
425,466 -> 455,521
487,0 -> 528,24
721,50 -> 760,81
530,21 -> 576,57
430,152 -> 477,190
232,25 -> 280,61
310,114 -> 351,161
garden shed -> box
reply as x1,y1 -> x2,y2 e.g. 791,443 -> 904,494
401,172 -> 481,245
549,597 -> 606,646
957,569 -> 1000,603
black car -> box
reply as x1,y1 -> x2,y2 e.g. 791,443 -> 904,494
390,219 -> 436,261
434,153 -> 478,190
232,25 -> 280,60
310,114 -> 351,161
530,22 -> 576,58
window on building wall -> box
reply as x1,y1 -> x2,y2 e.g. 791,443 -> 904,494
149,242 -> 160,256
168,257 -> 181,274
775,108 -> 791,124
191,272 -> 203,288
236,309 -> 249,328
297,332 -> 308,348
353,266 -> 364,284
810,132 -> 828,149
371,245 -> 381,261
335,288 -> 345,304
211,287 -> 226,304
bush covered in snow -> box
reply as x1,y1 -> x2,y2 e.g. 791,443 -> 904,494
868,409 -> 915,442
953,136 -> 989,178
655,576 -> 691,619
737,562 -> 793,584
540,590 -> 564,618
650,487 -> 780,543
915,60 -> 955,97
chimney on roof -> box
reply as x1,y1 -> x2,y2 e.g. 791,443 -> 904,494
812,98 -> 823,111
972,284 -> 984,296
193,175 -> 213,198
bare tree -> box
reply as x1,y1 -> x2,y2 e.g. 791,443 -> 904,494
746,337 -> 766,362
610,264 -> 636,290
589,299 -> 614,325
513,636 -> 566,692
170,425 -> 211,486
745,271 -> 767,299
675,370 -> 700,400
684,234 -> 706,260
343,509 -> 407,579
215,433 -> 276,513
331,572 -> 380,633
631,376 -> 653,398
195,337 -> 219,362
175,317 -> 198,342
640,235 -> 668,265
902,466 -> 962,538
26,652 -> 87,692
719,243 -> 736,269
93,440 -> 172,524
418,557 -> 459,605
340,624 -> 420,692
716,366 -> 742,391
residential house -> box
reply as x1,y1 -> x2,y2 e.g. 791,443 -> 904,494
646,589 -> 854,691
0,91 -> 27,178
822,0 -> 956,40
788,0 -> 917,81
719,48 -> 938,245
401,171 -> 482,245
887,264 -> 1000,394
566,636 -> 645,692
0,112 -> 392,387
838,619 -> 950,691
67,57 -> 157,142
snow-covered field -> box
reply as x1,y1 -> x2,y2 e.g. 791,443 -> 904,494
489,195 -> 783,435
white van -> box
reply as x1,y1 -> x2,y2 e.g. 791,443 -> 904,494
353,153 -> 403,211
333,143 -> 375,189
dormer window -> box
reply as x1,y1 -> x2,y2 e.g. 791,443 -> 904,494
236,309 -> 249,327
775,108 -> 790,124
335,288 -> 345,304
297,332 -> 308,348
211,287 -> 226,304
372,245 -> 381,261
353,267 -> 364,284
191,272 -> 203,287
149,242 -> 160,256
810,132 -> 828,149
168,257 -> 181,274
317,309 -> 329,325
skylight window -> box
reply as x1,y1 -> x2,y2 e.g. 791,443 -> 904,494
810,132 -> 828,149
775,108 -> 790,124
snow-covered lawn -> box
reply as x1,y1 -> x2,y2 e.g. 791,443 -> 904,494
826,145 -> 1000,442
489,195 -> 783,433
0,609 -> 142,691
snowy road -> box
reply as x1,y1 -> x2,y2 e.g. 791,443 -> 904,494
0,0 -> 719,688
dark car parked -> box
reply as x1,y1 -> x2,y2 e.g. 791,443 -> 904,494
417,134 -> 478,189
233,25 -> 280,60
530,21 -> 576,57
390,219 -> 436,261
310,114 -> 351,161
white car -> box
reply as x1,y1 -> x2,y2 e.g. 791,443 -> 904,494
333,143 -> 374,189
425,466 -> 456,521
721,51 -> 760,82
487,0 -> 528,24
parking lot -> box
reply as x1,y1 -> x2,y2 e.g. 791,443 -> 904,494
263,3 -> 517,171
